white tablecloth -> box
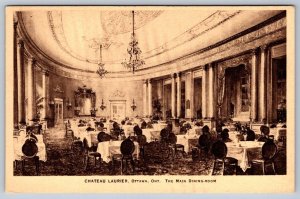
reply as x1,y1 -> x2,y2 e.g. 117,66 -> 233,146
187,126 -> 202,136
152,123 -> 168,131
270,128 -> 286,141
14,135 -> 47,161
97,141 -> 139,163
142,129 -> 161,142
80,131 -> 99,147
176,134 -> 200,153
226,141 -> 262,172
122,125 -> 134,137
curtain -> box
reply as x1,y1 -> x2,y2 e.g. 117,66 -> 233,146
217,66 -> 226,118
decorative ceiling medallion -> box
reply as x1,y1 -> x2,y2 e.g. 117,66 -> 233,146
101,10 -> 163,35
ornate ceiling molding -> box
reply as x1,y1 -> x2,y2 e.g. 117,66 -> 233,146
47,10 -> 163,64
142,10 -> 242,60
18,11 -> 286,81
101,10 -> 163,35
47,11 -> 91,63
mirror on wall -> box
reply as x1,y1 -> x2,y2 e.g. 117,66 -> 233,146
74,85 -> 96,116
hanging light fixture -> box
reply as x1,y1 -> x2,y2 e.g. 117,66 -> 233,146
96,44 -> 108,78
122,10 -> 145,74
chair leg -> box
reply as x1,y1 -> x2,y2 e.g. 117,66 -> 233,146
271,162 -> 276,175
84,156 -> 89,170
121,158 -> 123,175
234,163 -> 237,175
262,162 -> 265,175
34,156 -> 40,175
22,160 -> 25,175
221,161 -> 225,175
131,158 -> 135,173
212,161 -> 216,175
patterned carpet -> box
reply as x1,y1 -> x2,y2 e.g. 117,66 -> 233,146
14,125 -> 286,176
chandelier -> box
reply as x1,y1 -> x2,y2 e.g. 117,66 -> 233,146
121,10 -> 145,74
96,44 -> 108,78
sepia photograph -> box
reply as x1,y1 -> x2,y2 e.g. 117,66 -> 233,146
5,5 -> 295,193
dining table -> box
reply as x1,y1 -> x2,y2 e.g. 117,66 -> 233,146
142,128 -> 161,142
176,134 -> 200,153
226,141 -> 263,172
122,125 -> 135,137
270,128 -> 286,141
97,140 -> 139,163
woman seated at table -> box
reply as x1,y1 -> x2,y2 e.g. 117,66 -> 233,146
257,125 -> 272,142
141,121 -> 147,129
221,128 -> 232,143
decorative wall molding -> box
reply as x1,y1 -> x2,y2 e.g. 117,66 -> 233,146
110,90 -> 126,98
53,85 -> 64,93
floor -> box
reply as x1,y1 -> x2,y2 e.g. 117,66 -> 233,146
13,125 -> 286,176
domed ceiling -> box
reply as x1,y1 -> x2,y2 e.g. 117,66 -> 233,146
19,8 -> 282,75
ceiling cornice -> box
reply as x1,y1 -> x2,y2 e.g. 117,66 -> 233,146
17,11 -> 286,81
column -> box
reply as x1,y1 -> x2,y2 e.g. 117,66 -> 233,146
259,45 -> 267,121
171,74 -> 176,118
17,38 -> 25,124
176,72 -> 181,118
27,56 -> 35,123
13,22 -> 18,126
157,80 -> 163,100
208,63 -> 214,118
147,79 -> 152,116
251,49 -> 257,121
41,70 -> 49,120
143,80 -> 148,116
201,66 -> 207,118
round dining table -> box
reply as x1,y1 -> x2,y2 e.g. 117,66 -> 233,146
97,140 -> 139,163
226,141 -> 263,172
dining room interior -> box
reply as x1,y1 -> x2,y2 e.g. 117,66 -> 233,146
12,8 -> 287,176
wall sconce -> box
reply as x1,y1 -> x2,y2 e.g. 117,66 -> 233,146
100,99 -> 106,110
131,99 -> 137,111
49,99 -> 55,106
66,98 -> 72,109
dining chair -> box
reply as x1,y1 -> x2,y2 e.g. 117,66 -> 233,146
168,132 -> 185,159
160,128 -> 169,143
246,130 -> 256,141
251,140 -> 277,175
137,134 -> 147,160
21,138 -> 40,175
277,128 -> 286,150
65,122 -> 73,138
97,131 -> 106,142
83,138 -> 102,171
197,134 -> 211,161
112,138 -> 135,174
211,140 -> 238,175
